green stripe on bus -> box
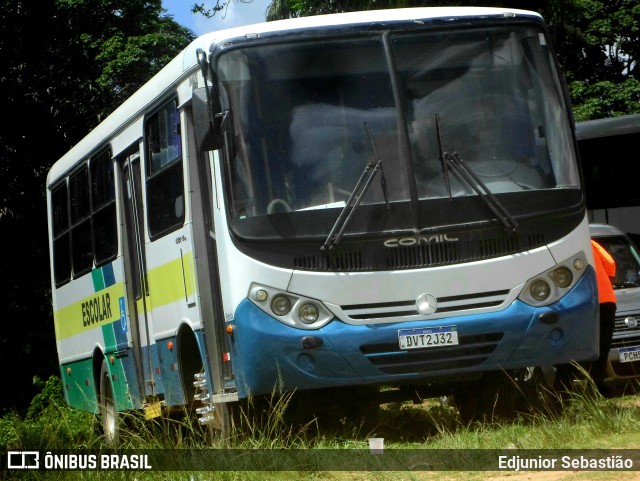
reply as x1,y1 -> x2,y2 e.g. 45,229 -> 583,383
54,254 -> 195,340
92,268 -> 105,291
102,323 -> 117,351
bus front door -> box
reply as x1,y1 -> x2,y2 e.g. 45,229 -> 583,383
120,153 -> 158,406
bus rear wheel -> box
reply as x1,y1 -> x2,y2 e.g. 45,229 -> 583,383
98,360 -> 119,445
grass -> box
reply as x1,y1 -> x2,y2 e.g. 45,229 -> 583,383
3,375 -> 640,480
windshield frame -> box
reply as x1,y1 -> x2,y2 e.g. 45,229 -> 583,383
212,16 -> 583,245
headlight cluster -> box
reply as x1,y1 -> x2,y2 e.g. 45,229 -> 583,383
518,252 -> 588,307
249,284 -> 334,329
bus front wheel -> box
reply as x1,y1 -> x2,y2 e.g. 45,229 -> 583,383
98,360 -> 120,445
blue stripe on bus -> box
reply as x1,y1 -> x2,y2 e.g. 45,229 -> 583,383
102,262 -> 115,287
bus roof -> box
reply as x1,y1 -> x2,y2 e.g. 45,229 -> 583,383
576,114 -> 640,141
47,7 -> 541,187
197,7 -> 540,44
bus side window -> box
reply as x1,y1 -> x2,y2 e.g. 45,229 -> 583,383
90,150 -> 117,265
145,98 -> 185,239
69,166 -> 93,276
51,182 -> 71,286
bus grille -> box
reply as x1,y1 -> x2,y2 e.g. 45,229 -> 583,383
340,290 -> 510,322
360,333 -> 503,374
293,232 -> 545,271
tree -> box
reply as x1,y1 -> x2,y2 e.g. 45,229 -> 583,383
265,0 -> 547,21
546,0 -> 640,120
192,0 -> 256,19
0,0 -> 194,414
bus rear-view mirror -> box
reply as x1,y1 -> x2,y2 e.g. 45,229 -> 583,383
192,87 -> 224,151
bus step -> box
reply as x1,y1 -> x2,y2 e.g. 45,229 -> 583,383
193,371 -> 214,426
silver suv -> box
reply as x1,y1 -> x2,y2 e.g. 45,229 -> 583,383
590,223 -> 640,388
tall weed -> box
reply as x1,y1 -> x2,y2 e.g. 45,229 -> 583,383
0,375 -> 96,450
4,373 -> 640,471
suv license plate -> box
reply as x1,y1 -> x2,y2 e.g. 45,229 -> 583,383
619,346 -> 640,363
398,326 -> 458,350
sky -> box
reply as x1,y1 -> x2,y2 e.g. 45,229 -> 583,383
162,0 -> 272,36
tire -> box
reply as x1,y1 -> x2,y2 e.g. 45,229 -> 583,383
99,360 -> 120,445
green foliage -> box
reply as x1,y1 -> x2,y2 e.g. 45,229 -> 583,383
94,18 -> 195,100
3,377 -> 640,481
6,376 -> 640,449
266,0 -> 435,20
0,376 -> 96,450
192,0 -> 228,18
570,78 -> 640,120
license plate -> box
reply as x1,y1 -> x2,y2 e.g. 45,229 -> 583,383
618,346 -> 640,363
398,326 -> 458,350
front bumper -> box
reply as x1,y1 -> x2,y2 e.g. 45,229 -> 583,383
228,269 -> 598,398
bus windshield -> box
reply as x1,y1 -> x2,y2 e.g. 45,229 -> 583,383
218,24 -> 578,239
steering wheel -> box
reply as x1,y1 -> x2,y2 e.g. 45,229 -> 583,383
267,198 -> 292,214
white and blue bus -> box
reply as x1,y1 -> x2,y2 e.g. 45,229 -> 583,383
47,7 -> 598,440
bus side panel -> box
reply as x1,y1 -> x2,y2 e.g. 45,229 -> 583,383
58,349 -> 139,413
156,333 -> 184,406
155,327 -> 210,407
54,262 -> 142,412
59,359 -> 98,413
141,225 -> 203,405
100,316 -> 139,411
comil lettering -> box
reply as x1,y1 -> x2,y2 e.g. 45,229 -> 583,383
384,234 -> 459,248
82,293 -> 113,327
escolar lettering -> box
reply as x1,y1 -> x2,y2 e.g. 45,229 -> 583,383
82,293 -> 113,327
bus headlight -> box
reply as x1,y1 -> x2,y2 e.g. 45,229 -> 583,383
299,303 -> 320,324
552,266 -> 573,288
254,289 -> 268,302
518,251 -> 588,307
530,280 -> 551,301
271,295 -> 292,316
248,283 -> 334,330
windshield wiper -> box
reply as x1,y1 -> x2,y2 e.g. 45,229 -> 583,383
321,123 -> 386,252
365,123 -> 390,210
435,114 -> 453,201
435,114 -> 518,233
